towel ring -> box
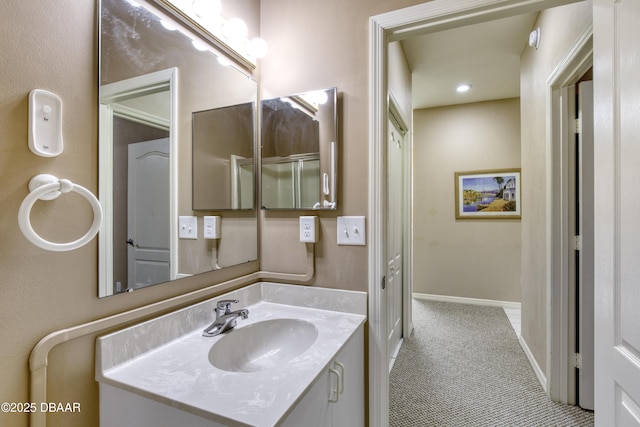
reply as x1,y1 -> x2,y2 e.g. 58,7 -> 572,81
18,174 -> 103,252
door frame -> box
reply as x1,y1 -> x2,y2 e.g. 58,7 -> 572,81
99,67 -> 178,296
368,1 -> 583,425
546,26 -> 592,404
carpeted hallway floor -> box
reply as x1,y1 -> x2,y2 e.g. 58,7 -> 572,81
389,299 -> 595,426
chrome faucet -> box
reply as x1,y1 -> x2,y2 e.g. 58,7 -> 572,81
202,299 -> 249,337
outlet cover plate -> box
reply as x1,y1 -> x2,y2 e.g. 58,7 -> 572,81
299,216 -> 318,243
337,216 -> 366,246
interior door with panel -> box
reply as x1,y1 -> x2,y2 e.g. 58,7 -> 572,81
127,138 -> 171,289
387,117 -> 404,366
594,0 -> 640,424
577,80 -> 594,411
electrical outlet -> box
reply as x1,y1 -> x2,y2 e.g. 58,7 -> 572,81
337,216 -> 366,245
299,216 -> 318,243
203,216 -> 221,239
178,216 -> 197,239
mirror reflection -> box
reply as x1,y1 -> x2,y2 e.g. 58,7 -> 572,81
99,0 -> 258,297
192,103 -> 255,210
261,88 -> 338,210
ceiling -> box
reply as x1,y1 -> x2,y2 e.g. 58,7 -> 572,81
401,13 -> 538,110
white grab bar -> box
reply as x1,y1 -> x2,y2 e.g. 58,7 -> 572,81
18,174 -> 103,251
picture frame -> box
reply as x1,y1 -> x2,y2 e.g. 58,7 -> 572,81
454,168 -> 521,220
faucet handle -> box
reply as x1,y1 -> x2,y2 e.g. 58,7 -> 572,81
216,299 -> 239,314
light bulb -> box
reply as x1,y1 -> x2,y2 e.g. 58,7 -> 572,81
192,0 -> 221,19
222,18 -> 248,42
301,90 -> 329,106
160,19 -> 177,31
191,39 -> 209,51
217,56 -> 232,67
311,90 -> 329,105
456,84 -> 471,93
248,37 -> 269,58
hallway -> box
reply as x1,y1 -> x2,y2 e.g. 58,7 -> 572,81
389,299 -> 594,426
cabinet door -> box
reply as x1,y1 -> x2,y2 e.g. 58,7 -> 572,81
331,325 -> 364,427
281,324 -> 364,427
280,371 -> 331,427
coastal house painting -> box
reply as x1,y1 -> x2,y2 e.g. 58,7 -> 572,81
503,178 -> 517,201
454,168 -> 521,220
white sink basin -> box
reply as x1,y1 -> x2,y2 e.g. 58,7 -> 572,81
208,318 -> 318,373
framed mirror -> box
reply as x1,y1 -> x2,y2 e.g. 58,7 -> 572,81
261,88 -> 338,210
99,0 -> 258,297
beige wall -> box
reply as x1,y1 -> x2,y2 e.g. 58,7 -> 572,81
0,0 -> 428,426
413,99 -> 522,302
519,1 -> 592,374
258,0 -> 428,290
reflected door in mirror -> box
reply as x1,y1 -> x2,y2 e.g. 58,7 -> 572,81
128,138 -> 171,289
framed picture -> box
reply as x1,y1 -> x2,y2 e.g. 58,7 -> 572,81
454,168 -> 521,220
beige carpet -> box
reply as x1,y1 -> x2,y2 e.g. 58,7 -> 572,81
389,299 -> 595,426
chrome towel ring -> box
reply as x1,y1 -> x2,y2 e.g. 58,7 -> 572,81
18,174 -> 103,251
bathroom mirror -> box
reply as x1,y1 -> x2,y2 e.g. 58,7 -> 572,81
261,88 -> 338,210
99,0 -> 258,297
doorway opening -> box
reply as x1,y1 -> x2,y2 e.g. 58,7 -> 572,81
547,30 -> 593,407
368,1 -> 589,426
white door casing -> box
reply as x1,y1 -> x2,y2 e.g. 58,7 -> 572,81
547,26 -> 593,404
127,139 -> 171,289
593,0 -> 640,424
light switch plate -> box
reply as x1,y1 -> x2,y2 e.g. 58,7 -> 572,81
179,216 -> 197,239
337,216 -> 366,246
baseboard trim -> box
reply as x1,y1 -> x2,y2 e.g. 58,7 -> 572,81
518,335 -> 548,393
413,293 -> 521,310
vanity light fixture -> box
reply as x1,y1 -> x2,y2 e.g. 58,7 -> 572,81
456,84 -> 472,93
248,37 -> 269,59
164,0 -> 269,62
222,18 -> 248,42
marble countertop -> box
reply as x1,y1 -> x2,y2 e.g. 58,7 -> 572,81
96,282 -> 367,426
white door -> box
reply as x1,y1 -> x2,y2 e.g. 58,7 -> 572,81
127,138 -> 171,289
567,81 -> 594,410
577,80 -> 595,410
387,118 -> 404,366
594,0 -> 640,424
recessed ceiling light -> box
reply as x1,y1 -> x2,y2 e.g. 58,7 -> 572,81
456,84 -> 471,93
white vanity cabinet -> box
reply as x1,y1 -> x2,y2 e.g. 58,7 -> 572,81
282,324 -> 364,427
96,282 -> 367,427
